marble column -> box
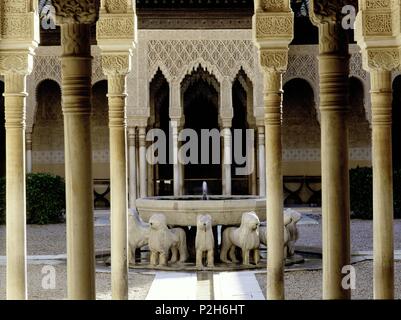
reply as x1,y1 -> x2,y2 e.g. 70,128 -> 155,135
222,125 -> 232,196
4,73 -> 28,300
263,71 -> 285,300
311,16 -> 351,299
371,70 -> 394,299
128,128 -> 137,208
171,120 -> 180,196
258,126 -> 266,197
179,125 -> 185,195
139,126 -> 147,198
26,132 -> 33,174
106,73 -> 129,300
61,23 -> 95,300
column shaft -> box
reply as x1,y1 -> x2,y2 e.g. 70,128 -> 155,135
61,23 -> 95,300
371,70 -> 394,299
5,73 -> 27,300
319,53 -> 351,300
172,121 -> 180,196
26,132 -> 32,174
108,75 -> 129,300
258,126 -> 266,197
128,128 -> 137,208
223,127 -> 232,196
139,127 -> 147,198
264,71 -> 284,300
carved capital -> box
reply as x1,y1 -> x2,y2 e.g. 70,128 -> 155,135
101,54 -> 131,76
255,0 -> 290,12
259,49 -> 288,72
309,0 -> 356,55
96,14 -> 136,42
0,53 -> 33,75
365,47 -> 401,71
52,0 -> 99,24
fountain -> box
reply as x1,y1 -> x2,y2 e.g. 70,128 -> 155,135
136,189 -> 266,227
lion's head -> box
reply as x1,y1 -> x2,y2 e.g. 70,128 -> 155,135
197,214 -> 212,231
149,213 -> 168,231
241,212 -> 260,231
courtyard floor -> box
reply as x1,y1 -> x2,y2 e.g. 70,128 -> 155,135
0,211 -> 400,300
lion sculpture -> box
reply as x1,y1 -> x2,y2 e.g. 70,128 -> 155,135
195,214 -> 215,268
259,209 -> 302,259
128,208 -> 150,265
220,212 -> 261,266
148,213 -> 188,266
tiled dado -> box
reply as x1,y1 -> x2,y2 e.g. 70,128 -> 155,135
33,150 -> 110,164
283,148 -> 371,162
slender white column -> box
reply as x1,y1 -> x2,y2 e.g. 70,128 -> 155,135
371,70 -> 394,299
171,120 -> 180,196
4,73 -> 28,300
26,132 -> 32,174
222,126 -> 232,196
178,126 -> 185,195
128,128 -> 137,208
139,127 -> 147,198
61,23 -> 95,299
107,74 -> 129,300
258,126 -> 266,197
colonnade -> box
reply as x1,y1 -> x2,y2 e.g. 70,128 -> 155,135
0,0 -> 399,300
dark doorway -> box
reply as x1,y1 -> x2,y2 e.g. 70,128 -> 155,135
0,81 -> 5,177
150,70 -> 172,196
183,67 -> 221,195
393,76 -> 401,170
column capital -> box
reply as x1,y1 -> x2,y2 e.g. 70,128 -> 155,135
53,0 -> 99,25
101,54 -> 132,76
356,0 -> 401,71
0,54 -> 34,76
252,1 -> 293,72
309,0 -> 356,55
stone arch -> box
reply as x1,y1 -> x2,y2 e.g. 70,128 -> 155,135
178,60 -> 223,85
348,77 -> 371,149
282,78 -> 320,151
233,68 -> 256,128
149,69 -> 170,128
284,76 -> 319,118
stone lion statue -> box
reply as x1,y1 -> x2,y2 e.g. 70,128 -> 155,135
148,213 -> 188,266
195,214 -> 215,268
128,208 -> 150,265
259,209 -> 302,259
220,212 -> 260,266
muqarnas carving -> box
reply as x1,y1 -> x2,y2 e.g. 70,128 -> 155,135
195,215 -> 215,269
148,213 -> 188,266
220,212 -> 261,266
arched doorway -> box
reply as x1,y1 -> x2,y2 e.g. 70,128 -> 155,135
182,66 -> 221,195
232,69 -> 255,195
0,80 -> 4,177
32,79 -> 63,175
149,70 -> 171,196
393,75 -> 401,170
282,78 -> 320,205
348,77 -> 371,150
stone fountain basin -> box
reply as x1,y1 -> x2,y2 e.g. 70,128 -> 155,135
136,195 -> 266,226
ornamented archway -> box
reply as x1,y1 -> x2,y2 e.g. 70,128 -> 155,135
182,66 -> 221,195
149,69 -> 172,196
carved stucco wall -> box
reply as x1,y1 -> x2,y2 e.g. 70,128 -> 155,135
26,29 -> 373,176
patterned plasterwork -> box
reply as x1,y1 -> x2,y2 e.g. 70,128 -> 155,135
25,31 -> 372,131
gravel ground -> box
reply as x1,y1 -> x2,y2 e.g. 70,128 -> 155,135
297,219 -> 401,252
0,224 -> 110,256
0,263 -> 154,300
256,260 -> 401,300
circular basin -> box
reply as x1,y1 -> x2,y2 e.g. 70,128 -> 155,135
136,195 -> 267,226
